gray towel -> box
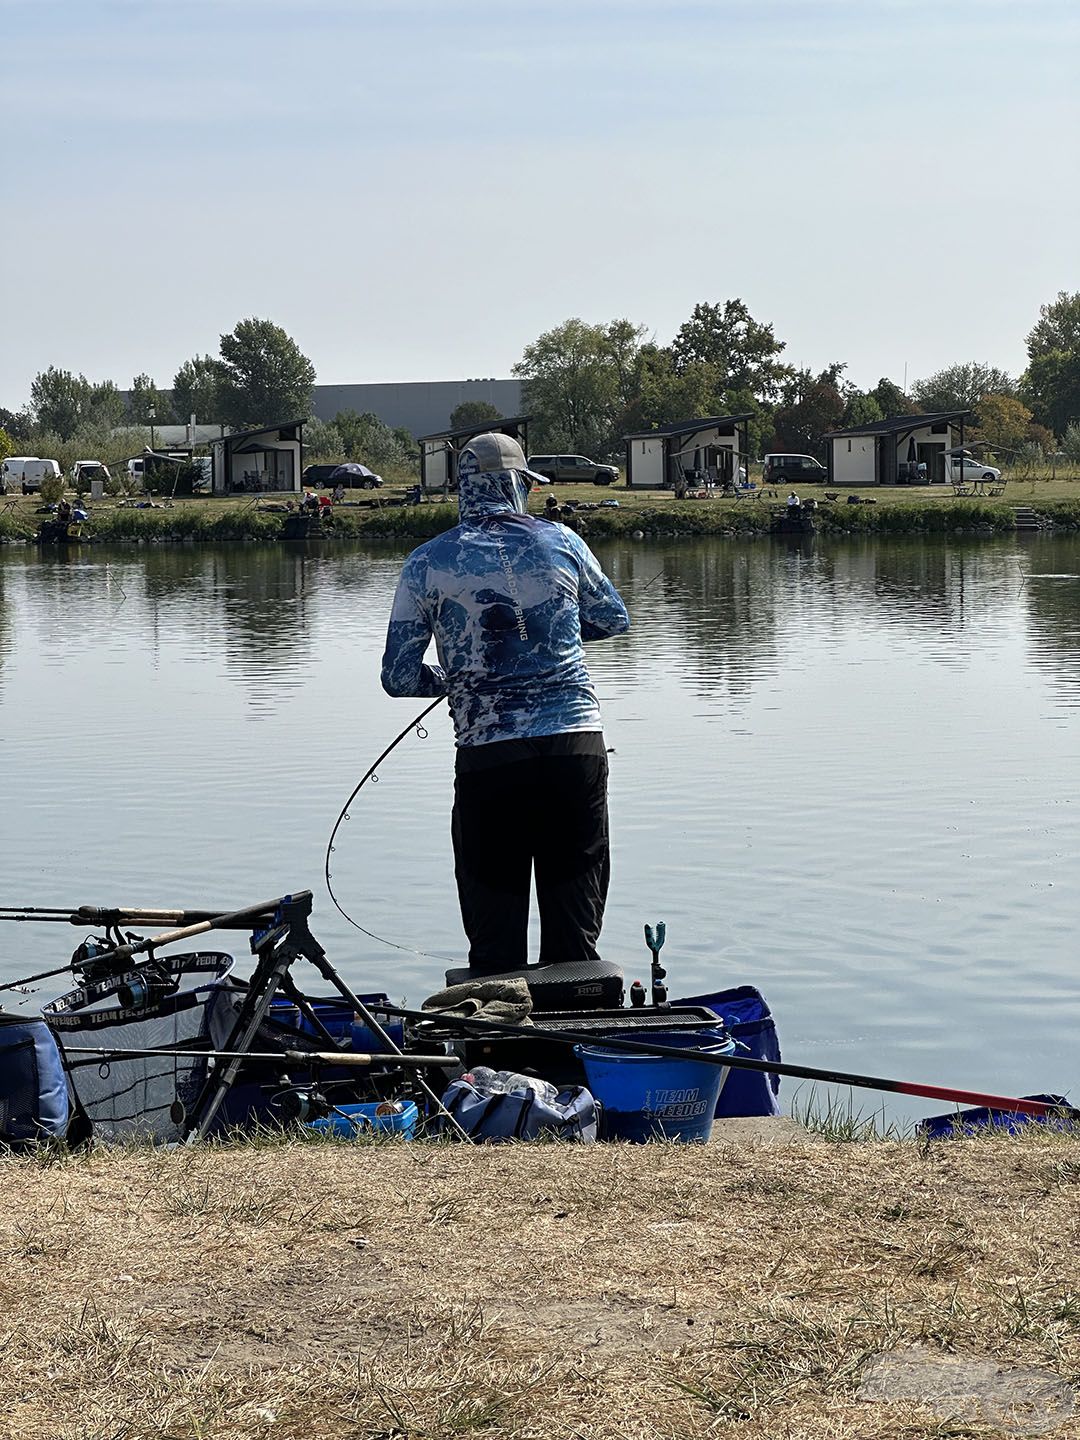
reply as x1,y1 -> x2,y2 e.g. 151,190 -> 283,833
421,977 -> 533,1027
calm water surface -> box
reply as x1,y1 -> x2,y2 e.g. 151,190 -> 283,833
2,534 -> 1078,1126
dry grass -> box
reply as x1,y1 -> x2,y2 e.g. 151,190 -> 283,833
2,1132 -> 1080,1438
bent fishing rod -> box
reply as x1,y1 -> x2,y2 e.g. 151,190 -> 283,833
384,1003 -> 1077,1121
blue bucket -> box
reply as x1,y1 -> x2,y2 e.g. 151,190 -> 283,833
576,1030 -> 735,1143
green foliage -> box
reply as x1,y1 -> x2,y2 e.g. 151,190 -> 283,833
217,318 -> 316,428
129,373 -> 172,425
449,399 -> 503,432
671,299 -> 791,401
1022,349 -> 1080,437
28,369 -> 127,439
0,407 -> 32,442
868,377 -> 914,417
974,392 -> 1033,454
0,427 -> 14,463
302,417 -> 342,460
1062,423 -> 1080,464
843,392 -> 884,428
770,364 -> 847,457
1026,290 -> 1080,358
39,476 -> 64,505
333,409 -> 412,467
911,361 -> 1014,414
513,317 -> 647,454
172,354 -> 228,423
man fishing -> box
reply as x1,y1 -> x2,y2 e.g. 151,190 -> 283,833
381,432 -> 629,976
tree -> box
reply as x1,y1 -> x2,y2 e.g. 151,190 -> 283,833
332,410 -> 411,466
1021,292 -> 1080,438
670,299 -> 791,401
217,318 -> 316,428
129,373 -> 172,426
974,393 -> 1033,455
87,380 -> 125,429
1026,291 -> 1080,358
843,392 -> 884,428
0,427 -> 14,463
513,318 -> 646,454
911,362 -> 1014,414
302,417 -> 342,459
0,407 -> 32,442
869,377 -> 914,417
1061,423 -> 1080,464
449,400 -> 503,432
29,368 -> 90,439
172,355 -> 228,424
770,364 -> 848,457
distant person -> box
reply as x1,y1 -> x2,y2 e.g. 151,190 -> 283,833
381,433 -> 629,977
332,483 -> 346,503
786,491 -> 801,510
543,494 -> 561,522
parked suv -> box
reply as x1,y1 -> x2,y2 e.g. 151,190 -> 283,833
762,453 -> 829,485
527,454 -> 619,485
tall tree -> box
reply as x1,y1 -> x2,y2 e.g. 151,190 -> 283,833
843,392 -> 885,428
172,355 -> 228,423
1026,291 -> 1080,358
29,367 -> 90,439
770,365 -> 848,457
1021,291 -> 1080,437
513,317 -> 646,454
87,380 -> 125,429
217,318 -> 316,428
129,373 -> 172,426
671,299 -> 791,401
449,399 -> 503,432
869,377 -> 915,417
911,362 -> 1014,414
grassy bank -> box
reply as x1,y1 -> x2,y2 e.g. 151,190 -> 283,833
3,1128 -> 1079,1439
5,489 -> 1080,546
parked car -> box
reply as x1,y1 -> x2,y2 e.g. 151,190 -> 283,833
71,460 -> 112,491
527,454 -> 620,485
0,457 -> 63,494
302,463 -> 344,488
944,450 -> 1001,485
762,454 -> 829,486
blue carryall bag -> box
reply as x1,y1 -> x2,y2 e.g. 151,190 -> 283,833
0,1014 -> 70,1150
440,1080 -> 597,1143
673,985 -> 782,1118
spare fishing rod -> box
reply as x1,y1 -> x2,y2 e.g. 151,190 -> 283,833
383,1003 -> 1078,1121
62,1045 -> 456,1069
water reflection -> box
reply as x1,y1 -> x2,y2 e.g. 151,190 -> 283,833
1,535 -> 1078,1123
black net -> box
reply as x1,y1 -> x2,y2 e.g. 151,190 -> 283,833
0,1038 -> 38,1144
44,951 -> 234,1143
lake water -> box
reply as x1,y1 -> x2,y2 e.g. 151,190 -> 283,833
2,534 -> 1078,1127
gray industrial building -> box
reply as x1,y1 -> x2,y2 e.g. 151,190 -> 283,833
309,378 -> 521,436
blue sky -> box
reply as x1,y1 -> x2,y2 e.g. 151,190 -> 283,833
3,0 -> 1077,407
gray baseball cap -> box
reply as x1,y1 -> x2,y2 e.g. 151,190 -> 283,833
458,432 -> 548,487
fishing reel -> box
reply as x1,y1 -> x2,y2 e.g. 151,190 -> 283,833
276,1088 -> 334,1124
116,960 -> 180,1011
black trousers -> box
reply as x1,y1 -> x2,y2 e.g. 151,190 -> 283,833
452,733 -> 610,975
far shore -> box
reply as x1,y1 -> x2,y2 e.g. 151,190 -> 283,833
3,477 -> 1080,546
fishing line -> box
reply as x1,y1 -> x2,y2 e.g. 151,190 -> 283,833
323,695 -> 460,961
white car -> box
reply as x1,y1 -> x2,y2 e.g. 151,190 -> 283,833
945,451 -> 1001,485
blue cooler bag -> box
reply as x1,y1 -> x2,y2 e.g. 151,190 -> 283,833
440,1081 -> 597,1143
0,1015 -> 70,1149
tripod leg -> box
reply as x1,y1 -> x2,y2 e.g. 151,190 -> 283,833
306,953 -> 473,1143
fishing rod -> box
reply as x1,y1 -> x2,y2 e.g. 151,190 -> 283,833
323,695 -> 457,960
62,1045 -> 456,1068
383,1003 -> 1078,1121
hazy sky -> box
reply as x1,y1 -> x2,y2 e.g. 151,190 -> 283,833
3,0 -> 1077,408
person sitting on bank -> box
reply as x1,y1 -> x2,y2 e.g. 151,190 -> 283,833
380,432 -> 629,977
786,491 -> 802,509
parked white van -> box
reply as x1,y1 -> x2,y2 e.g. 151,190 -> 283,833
0,457 -> 62,494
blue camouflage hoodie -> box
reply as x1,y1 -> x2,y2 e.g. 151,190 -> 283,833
380,448 -> 630,747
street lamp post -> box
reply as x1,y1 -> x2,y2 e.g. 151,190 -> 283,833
148,405 -> 156,452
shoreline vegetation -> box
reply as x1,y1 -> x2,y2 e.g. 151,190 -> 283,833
3,481 -> 1080,547
3,1126 -> 1079,1439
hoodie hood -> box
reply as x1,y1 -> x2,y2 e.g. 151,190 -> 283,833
456,441 -> 533,522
